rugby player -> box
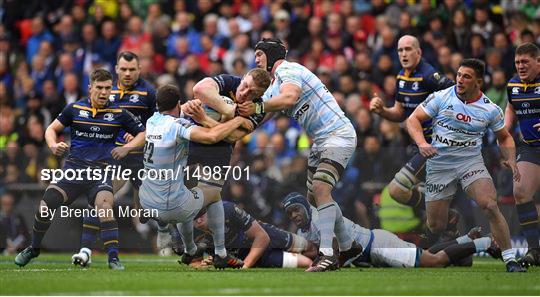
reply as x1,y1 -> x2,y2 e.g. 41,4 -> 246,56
369,35 -> 456,245
407,58 -> 526,272
191,201 -> 315,269
138,84 -> 253,269
238,37 -> 361,272
283,192 -> 502,269
504,42 -> 540,267
71,51 -> 168,266
15,69 -> 145,270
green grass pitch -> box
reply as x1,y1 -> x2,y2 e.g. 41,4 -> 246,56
1,254 -> 538,295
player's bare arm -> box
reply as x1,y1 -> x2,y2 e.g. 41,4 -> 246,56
370,93 -> 406,122
407,106 -> 437,158
495,128 -> 520,182
189,116 -> 252,144
193,77 -> 235,121
111,131 -> 145,160
238,83 -> 301,116
242,220 -> 271,268
184,99 -> 254,143
45,119 -> 69,157
504,104 -> 516,131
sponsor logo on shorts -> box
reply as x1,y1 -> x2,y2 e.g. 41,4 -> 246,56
426,183 -> 447,193
461,169 -> 485,181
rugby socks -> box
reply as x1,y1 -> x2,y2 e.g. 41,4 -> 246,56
317,202 -> 338,256
501,249 -> 517,264
443,242 -> 475,264
516,201 -> 540,249
81,206 -> 100,248
100,220 -> 119,262
444,238 -> 491,264
31,212 -> 53,248
428,240 -> 457,254
178,221 -> 197,256
206,201 -> 227,258
334,203 -> 353,252
455,234 -> 473,244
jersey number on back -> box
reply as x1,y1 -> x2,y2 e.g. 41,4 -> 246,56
143,141 -> 154,164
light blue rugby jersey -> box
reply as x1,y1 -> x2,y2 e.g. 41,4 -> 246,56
262,61 -> 352,142
298,206 -> 371,249
139,112 -> 194,210
421,86 -> 505,166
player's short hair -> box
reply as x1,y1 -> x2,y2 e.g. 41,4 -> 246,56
246,68 -> 271,98
90,68 -> 112,84
515,42 -> 540,58
156,84 -> 186,112
117,51 -> 140,63
459,58 -> 485,79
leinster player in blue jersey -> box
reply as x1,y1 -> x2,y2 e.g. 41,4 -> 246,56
139,84 -> 253,269
192,201 -> 315,269
407,59 -> 525,272
73,51 -> 159,266
15,69 -> 145,270
504,42 -> 540,267
238,38 -> 361,272
370,35 -> 454,217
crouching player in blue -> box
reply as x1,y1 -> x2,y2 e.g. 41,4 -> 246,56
15,69 -> 146,269
138,84 -> 253,269
282,192 -> 501,269
191,201 -> 316,269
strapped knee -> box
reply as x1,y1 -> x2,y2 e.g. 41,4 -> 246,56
393,167 -> 419,192
312,163 -> 341,189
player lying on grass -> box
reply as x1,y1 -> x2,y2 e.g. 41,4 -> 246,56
182,201 -> 316,269
282,192 -> 502,268
138,84 -> 253,269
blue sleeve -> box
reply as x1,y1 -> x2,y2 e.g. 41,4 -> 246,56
424,71 -> 454,93
224,202 -> 254,232
56,103 -> 74,126
211,74 -> 241,96
120,110 -> 145,136
147,85 -> 157,113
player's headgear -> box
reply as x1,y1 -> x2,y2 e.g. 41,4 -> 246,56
255,38 -> 287,72
281,192 -> 311,232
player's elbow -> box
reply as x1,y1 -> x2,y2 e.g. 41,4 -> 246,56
193,79 -> 213,100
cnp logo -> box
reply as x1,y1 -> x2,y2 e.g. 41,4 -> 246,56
456,113 -> 471,123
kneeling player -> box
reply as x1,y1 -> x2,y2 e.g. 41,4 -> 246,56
190,201 -> 315,269
283,192 -> 501,269
138,84 -> 252,269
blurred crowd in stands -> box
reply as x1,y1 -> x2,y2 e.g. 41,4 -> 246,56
1,0 -> 540,251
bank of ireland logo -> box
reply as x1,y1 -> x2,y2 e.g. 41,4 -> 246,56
522,102 -> 530,108
104,113 -> 114,121
90,126 -> 100,132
